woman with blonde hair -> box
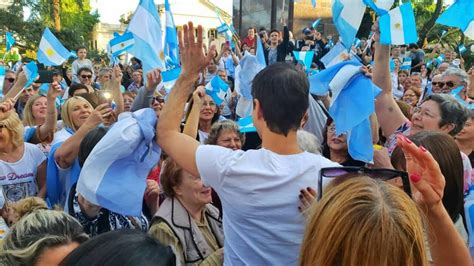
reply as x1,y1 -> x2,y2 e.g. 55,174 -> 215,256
299,135 -> 471,266
0,209 -> 88,266
0,100 -> 47,203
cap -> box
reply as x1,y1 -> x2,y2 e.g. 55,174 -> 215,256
303,27 -> 312,35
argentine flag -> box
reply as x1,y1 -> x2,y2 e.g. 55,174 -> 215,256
436,0 -> 474,40
109,32 -> 135,57
127,0 -> 165,76
321,42 -> 352,68
379,2 -> 418,45
164,0 -> 179,67
217,23 -> 229,33
205,76 -> 229,106
0,67 -> 4,97
37,28 -> 72,66
332,0 -> 366,49
363,0 -> 394,15
23,62 -> 39,89
238,116 -> 257,133
400,57 -> 412,70
293,51 -> 314,72
5,32 -> 15,52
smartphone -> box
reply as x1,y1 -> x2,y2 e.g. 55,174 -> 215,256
37,70 -> 54,83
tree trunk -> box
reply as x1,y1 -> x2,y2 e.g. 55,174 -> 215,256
417,0 -> 443,47
53,0 -> 61,32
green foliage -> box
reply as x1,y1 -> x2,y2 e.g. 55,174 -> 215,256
0,0 -> 99,55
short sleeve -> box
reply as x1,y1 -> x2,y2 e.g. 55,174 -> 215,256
28,144 -> 46,167
195,145 -> 242,188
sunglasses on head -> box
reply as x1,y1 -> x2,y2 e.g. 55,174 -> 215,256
318,166 -> 412,200
5,78 -> 15,83
153,96 -> 165,103
81,75 -> 92,79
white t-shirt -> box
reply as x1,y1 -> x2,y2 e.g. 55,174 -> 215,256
52,127 -> 73,146
0,143 -> 46,202
196,145 -> 340,266
198,130 -> 209,144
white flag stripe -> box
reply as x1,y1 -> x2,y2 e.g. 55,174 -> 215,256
111,39 -> 135,53
389,7 -> 405,45
39,37 -> 65,65
128,5 -> 163,55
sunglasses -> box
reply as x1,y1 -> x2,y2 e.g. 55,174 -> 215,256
443,81 -> 456,88
153,96 -> 165,103
318,167 -> 412,200
5,78 -> 15,83
431,82 -> 444,87
81,75 -> 92,79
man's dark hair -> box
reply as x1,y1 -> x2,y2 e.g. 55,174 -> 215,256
270,29 -> 279,35
408,43 -> 419,50
251,62 -> 309,136
78,127 -> 109,167
76,46 -> 87,52
78,67 -> 93,76
68,83 -> 89,97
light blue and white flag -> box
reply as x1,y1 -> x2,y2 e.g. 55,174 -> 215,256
451,86 -> 474,109
400,57 -> 412,70
379,2 -> 418,45
238,116 -> 257,133
332,0 -> 366,49
312,18 -> 321,29
363,0 -> 394,15
109,32 -> 135,57
23,61 -> 39,89
435,54 -> 445,65
311,0 -> 316,8
127,0 -> 165,77
308,60 -> 382,163
77,108 -> 161,216
164,0 -> 179,68
440,30 -> 447,37
256,34 -> 267,67
320,42 -> 351,68
0,67 -> 5,97
106,43 -> 119,66
436,0 -> 474,39
162,66 -> 181,91
37,28 -> 72,66
5,32 -> 15,52
235,52 -> 265,100
293,50 -> 314,72
353,38 -> 362,48
217,23 -> 229,33
459,44 -> 467,54
205,75 -> 229,106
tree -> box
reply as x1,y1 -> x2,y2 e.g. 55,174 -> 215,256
411,0 -> 443,47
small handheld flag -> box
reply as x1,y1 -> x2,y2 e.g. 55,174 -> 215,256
164,0 -> 179,68
217,23 -> 229,33
256,35 -> 267,67
37,28 -> 73,66
379,2 -> 418,45
312,19 -> 321,29
109,32 -> 135,57
400,58 -> 412,70
459,44 -> 467,55
293,50 -> 314,72
332,0 -> 366,49
5,32 -> 15,52
321,42 -> 351,68
238,116 -> 257,133
205,76 -> 229,106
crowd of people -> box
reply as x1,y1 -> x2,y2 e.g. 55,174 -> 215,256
0,17 -> 472,265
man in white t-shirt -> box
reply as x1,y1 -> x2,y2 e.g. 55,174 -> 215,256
157,22 -> 339,266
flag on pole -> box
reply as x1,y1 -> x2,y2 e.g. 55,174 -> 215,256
379,2 -> 418,45
37,28 -> 72,66
23,62 -> 39,89
217,23 -> 229,33
164,0 -> 179,68
256,34 -> 267,67
332,0 -> 366,49
363,0 -> 394,15
127,0 -> 165,76
312,19 -> 321,29
5,32 -> 15,52
436,0 -> 474,39
109,32 -> 135,57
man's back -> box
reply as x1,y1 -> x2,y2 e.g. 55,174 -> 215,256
196,145 -> 339,265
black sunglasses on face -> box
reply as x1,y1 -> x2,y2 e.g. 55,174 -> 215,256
5,78 -> 15,83
443,81 -> 456,88
153,96 -> 165,103
81,75 -> 92,79
431,82 -> 444,87
318,167 -> 412,200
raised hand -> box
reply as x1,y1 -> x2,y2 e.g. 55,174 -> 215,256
84,103 -> 113,128
47,82 -> 62,100
396,134 -> 445,211
192,85 -> 206,107
111,65 -> 123,87
0,98 -> 15,113
178,22 -> 216,77
145,68 -> 162,92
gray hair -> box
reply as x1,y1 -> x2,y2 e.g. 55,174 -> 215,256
297,130 -> 321,154
98,67 -> 112,77
442,67 -> 469,85
205,119 -> 245,145
1,209 -> 88,265
423,94 -> 469,136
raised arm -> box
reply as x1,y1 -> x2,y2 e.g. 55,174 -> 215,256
157,22 -> 216,178
33,83 -> 61,143
397,135 -> 471,266
3,69 -> 26,100
110,65 -> 124,115
372,22 -> 407,138
55,104 -> 111,169
182,87 -> 205,138
130,69 -> 162,112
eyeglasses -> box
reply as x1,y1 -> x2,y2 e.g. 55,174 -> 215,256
431,82 -> 444,87
412,106 -> 436,118
153,96 -> 165,103
5,78 -> 15,83
81,75 -> 92,79
318,167 -> 412,201
443,81 -> 456,88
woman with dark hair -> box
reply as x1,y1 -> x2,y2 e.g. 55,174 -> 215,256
321,118 -> 365,167
60,229 -> 175,266
149,158 -> 224,265
183,86 -> 221,144
456,109 -> 474,168
391,131 -> 466,233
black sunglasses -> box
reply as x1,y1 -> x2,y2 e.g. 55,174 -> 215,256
443,81 -> 456,88
5,78 -> 15,83
153,96 -> 165,103
81,75 -> 92,79
431,82 -> 444,87
318,167 -> 412,200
